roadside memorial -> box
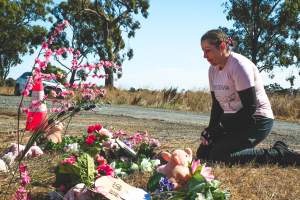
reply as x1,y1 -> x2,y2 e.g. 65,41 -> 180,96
3,20 -> 230,200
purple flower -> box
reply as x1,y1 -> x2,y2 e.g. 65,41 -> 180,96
124,140 -> 133,149
159,177 -> 174,192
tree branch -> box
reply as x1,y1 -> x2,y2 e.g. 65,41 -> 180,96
54,55 -> 71,71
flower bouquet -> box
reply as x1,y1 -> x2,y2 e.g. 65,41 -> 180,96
52,123 -> 161,193
148,159 -> 230,200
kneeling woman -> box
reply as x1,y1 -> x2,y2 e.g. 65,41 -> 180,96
197,29 -> 300,166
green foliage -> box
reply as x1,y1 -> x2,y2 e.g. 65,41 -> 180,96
76,153 -> 96,187
3,77 -> 16,86
57,153 -> 96,187
222,0 -> 299,74
137,142 -> 156,159
0,0 -> 52,83
151,164 -> 230,200
44,135 -> 81,152
50,0 -> 150,86
147,172 -> 164,192
43,63 -> 68,84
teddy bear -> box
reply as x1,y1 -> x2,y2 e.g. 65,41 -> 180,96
46,122 -> 64,143
156,148 -> 193,189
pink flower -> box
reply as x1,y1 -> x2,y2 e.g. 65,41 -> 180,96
19,164 -> 27,173
71,83 -> 78,89
21,89 -> 30,96
130,132 -> 144,145
113,130 -> 127,138
99,128 -> 112,138
55,48 -> 65,56
61,155 -> 76,165
21,171 -> 31,186
200,165 -> 214,182
95,155 -> 107,165
191,160 -> 201,174
149,138 -> 161,147
13,186 -> 30,200
85,134 -> 97,145
42,42 -> 48,49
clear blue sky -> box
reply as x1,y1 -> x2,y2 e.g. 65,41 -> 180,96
8,0 -> 299,90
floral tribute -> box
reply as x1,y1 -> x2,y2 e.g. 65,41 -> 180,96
50,123 -> 161,193
148,159 -> 230,200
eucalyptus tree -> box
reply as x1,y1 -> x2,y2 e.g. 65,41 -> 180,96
0,0 -> 52,85
222,0 -> 299,78
51,0 -> 150,86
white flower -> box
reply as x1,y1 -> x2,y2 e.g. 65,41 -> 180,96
114,168 -> 127,176
110,161 -> 116,169
130,163 -> 139,171
140,158 -> 153,172
99,128 -> 113,138
195,193 -> 206,200
64,143 -> 79,153
150,159 -> 160,167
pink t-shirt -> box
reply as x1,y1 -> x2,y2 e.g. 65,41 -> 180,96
209,52 -> 274,119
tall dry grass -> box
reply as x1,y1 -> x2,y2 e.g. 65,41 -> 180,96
0,86 -> 14,95
1,86 -> 299,122
104,87 -> 212,112
104,87 -> 300,122
269,94 -> 300,121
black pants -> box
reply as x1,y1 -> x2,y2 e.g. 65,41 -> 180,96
197,116 -> 280,164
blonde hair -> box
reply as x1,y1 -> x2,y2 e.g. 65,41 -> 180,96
201,29 -> 233,48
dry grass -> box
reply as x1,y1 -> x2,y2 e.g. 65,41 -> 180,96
104,87 -> 212,112
1,111 -> 300,200
104,87 -> 300,122
269,94 -> 300,121
0,86 -> 14,95
1,144 -> 300,200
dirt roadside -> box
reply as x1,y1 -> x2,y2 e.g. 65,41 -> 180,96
1,108 -> 299,153
0,94 -> 300,151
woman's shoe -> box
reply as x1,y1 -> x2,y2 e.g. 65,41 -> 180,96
272,141 -> 300,166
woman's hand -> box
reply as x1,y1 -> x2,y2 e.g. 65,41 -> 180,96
200,129 -> 211,146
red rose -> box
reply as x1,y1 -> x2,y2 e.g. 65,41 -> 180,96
85,134 -> 96,145
94,124 -> 102,132
97,164 -> 114,176
87,124 -> 102,133
87,125 -> 95,134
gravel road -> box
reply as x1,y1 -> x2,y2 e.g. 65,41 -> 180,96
1,95 -> 300,150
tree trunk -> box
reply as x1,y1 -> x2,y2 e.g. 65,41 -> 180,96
69,69 -> 77,85
104,67 -> 114,87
